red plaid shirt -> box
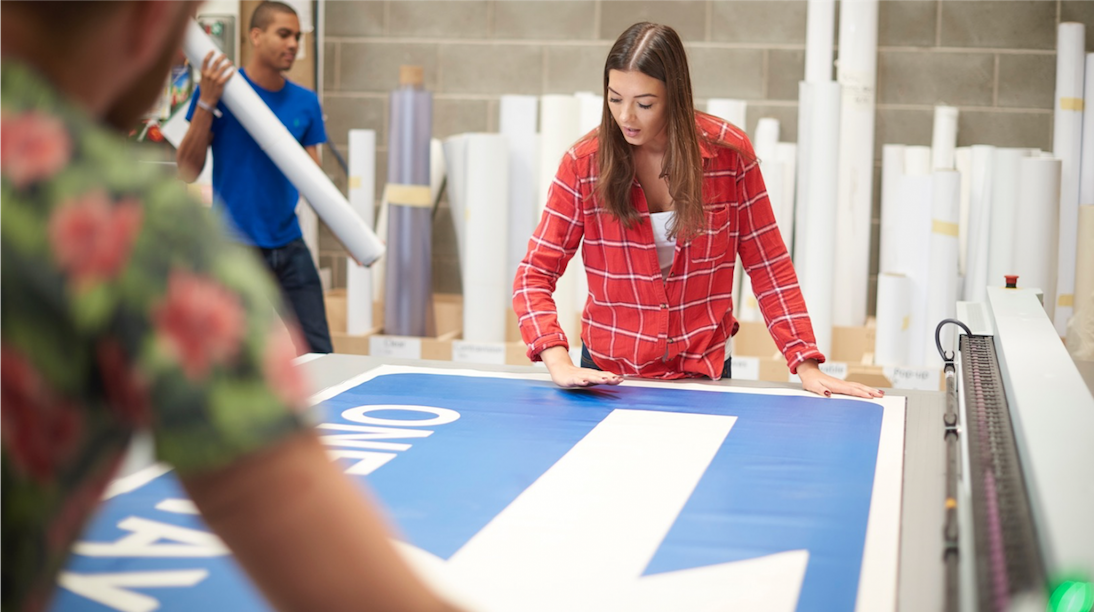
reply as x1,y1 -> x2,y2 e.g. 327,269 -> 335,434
513,111 -> 825,379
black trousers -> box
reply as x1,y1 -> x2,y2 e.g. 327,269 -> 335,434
580,345 -> 732,379
258,238 -> 333,354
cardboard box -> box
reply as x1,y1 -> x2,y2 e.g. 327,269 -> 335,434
325,292 -> 462,359
732,320 -> 943,390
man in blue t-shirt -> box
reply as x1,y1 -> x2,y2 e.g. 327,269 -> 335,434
178,1 -> 332,353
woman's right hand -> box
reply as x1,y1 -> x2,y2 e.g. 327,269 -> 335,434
539,346 -> 623,388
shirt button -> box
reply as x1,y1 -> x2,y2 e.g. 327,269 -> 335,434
660,303 -> 668,310
667,338 -> 675,343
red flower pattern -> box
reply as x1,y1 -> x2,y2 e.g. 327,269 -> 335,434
263,322 -> 312,411
0,111 -> 72,188
48,190 -> 143,291
0,346 -> 84,483
152,270 -> 245,381
97,340 -> 151,426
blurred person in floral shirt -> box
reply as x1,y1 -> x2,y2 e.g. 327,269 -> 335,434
0,3 -> 457,611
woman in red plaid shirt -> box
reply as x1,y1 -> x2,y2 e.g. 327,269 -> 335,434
513,22 -> 882,400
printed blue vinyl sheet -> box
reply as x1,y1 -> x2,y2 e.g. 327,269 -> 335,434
51,365 -> 905,612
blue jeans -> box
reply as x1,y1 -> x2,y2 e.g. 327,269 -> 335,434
258,238 -> 333,354
580,345 -> 732,379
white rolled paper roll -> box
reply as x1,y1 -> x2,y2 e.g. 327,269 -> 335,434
793,82 -> 813,267
1082,54 -> 1094,206
776,142 -> 798,252
931,106 -> 959,170
986,148 -> 1034,289
1014,157 -> 1062,321
878,144 -> 906,275
499,95 -> 540,291
833,0 -> 878,327
796,81 -> 841,356
575,92 -> 604,135
181,21 -> 384,266
1054,23 -> 1086,334
538,94 -> 583,344
442,135 -> 470,265
954,147 -> 972,275
759,156 -> 785,232
875,272 -> 913,367
924,171 -> 961,367
805,0 -> 836,83
461,135 -> 510,343
964,145 -> 995,302
904,146 -> 932,176
346,129 -> 377,335
754,118 -> 780,159
899,174 -> 935,367
1067,205 -> 1094,358
706,99 -> 747,128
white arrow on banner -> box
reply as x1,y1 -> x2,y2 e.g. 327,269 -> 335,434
396,408 -> 810,612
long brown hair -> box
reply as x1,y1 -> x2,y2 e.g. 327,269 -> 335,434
596,23 -> 705,239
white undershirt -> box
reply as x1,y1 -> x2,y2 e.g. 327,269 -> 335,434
649,211 -> 676,279
650,210 -> 734,356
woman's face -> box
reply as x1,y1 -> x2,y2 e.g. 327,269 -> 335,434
607,69 -> 669,150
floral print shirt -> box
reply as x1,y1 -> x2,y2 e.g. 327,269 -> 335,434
1,62 -> 311,612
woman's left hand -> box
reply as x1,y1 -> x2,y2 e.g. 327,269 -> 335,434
796,360 -> 884,399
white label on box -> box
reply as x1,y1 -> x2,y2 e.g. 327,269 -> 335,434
819,361 -> 848,380
732,356 -> 760,381
884,366 -> 941,391
789,361 -> 848,384
452,341 -> 507,365
369,336 -> 422,360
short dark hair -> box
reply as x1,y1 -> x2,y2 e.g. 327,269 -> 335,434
249,1 -> 297,31
3,1 -> 121,43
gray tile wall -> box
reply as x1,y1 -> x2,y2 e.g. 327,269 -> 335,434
317,0 -> 1092,310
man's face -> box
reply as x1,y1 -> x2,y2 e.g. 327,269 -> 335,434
253,11 -> 301,72
104,2 -> 198,130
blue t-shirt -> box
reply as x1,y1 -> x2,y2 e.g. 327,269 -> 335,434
186,69 -> 326,248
